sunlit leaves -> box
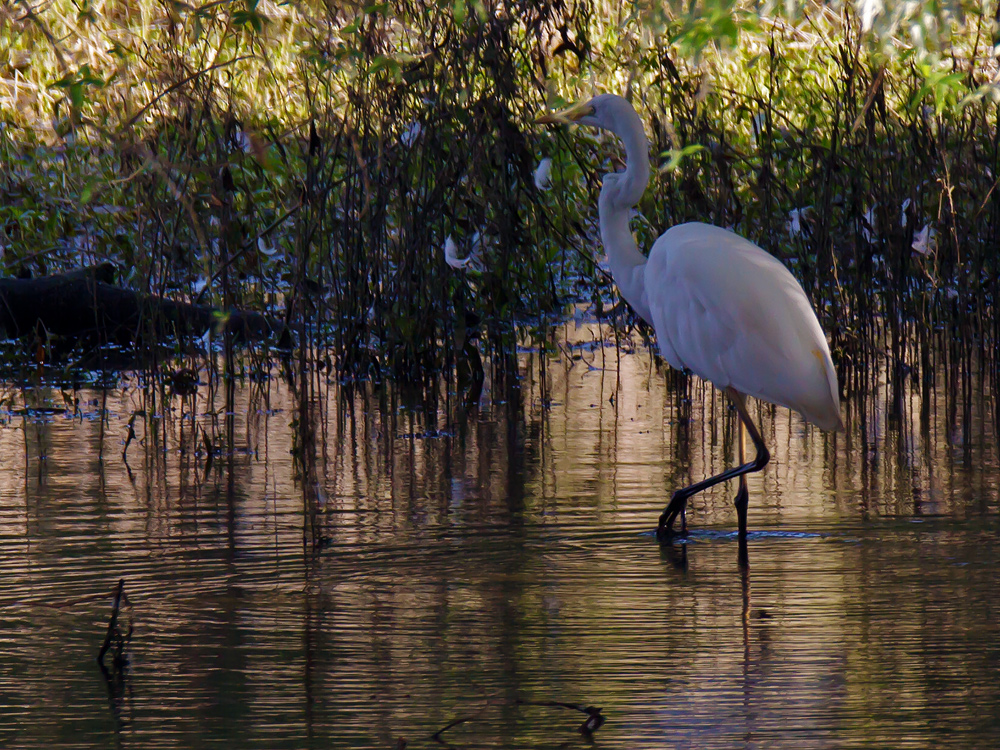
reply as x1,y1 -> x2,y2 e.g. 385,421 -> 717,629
232,1 -> 265,34
910,59 -> 968,116
340,16 -> 363,35
658,144 -> 706,173
669,0 -> 758,59
446,0 -> 486,25
76,1 -> 99,25
637,1 -> 759,60
341,4 -> 391,34
851,0 -> 985,53
367,55 -> 398,77
641,1 -> 992,61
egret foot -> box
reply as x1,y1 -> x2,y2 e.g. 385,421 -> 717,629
657,490 -> 690,541
655,390 -> 769,539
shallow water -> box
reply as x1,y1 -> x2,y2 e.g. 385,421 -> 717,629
0,325 -> 999,748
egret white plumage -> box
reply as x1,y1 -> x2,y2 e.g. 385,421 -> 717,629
540,94 -> 843,540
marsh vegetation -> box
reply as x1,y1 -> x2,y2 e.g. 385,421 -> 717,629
2,1 -> 1000,746
2,2 -> 998,388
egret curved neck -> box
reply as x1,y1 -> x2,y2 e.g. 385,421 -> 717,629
596,109 -> 652,324
599,200 -> 651,325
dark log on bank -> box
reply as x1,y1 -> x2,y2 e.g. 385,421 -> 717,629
0,264 -> 290,348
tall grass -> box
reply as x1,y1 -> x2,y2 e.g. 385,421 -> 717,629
1,0 -> 998,406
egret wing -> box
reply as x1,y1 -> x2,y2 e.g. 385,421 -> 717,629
645,223 -> 841,430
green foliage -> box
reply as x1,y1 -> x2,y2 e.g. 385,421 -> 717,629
659,144 -> 707,173
50,65 -> 106,110
910,60 -> 969,115
669,0 -> 759,58
535,0 -> 1000,384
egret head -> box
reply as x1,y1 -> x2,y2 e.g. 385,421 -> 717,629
539,93 -> 650,211
537,94 -> 640,137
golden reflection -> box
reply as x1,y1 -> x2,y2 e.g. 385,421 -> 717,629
0,323 -> 997,747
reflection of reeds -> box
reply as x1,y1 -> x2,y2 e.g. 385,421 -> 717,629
4,354 -> 997,746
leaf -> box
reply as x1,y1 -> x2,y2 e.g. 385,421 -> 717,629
106,42 -> 129,60
80,180 -> 96,205
669,0 -> 756,59
232,9 -> 264,33
50,65 -> 105,109
658,144 -> 706,173
469,0 -> 487,21
77,2 -> 98,24
368,55 -> 401,79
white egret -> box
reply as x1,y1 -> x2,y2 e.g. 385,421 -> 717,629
786,207 -> 808,236
443,235 -> 483,270
443,236 -> 467,269
540,94 -> 843,540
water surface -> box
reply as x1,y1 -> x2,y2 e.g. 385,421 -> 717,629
0,325 -> 998,748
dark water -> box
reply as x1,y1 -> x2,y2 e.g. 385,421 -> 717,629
1,324 -> 999,748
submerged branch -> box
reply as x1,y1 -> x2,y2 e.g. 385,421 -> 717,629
97,578 -> 131,668
516,698 -> 606,734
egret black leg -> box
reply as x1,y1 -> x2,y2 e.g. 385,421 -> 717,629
734,420 -> 749,537
734,479 -> 749,535
657,388 -> 769,541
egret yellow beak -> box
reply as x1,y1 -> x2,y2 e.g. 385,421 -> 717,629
536,101 -> 595,125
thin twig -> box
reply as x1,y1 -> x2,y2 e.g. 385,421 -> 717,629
431,716 -> 471,743
849,66 -> 886,136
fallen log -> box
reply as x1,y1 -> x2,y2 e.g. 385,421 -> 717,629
0,263 -> 290,348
